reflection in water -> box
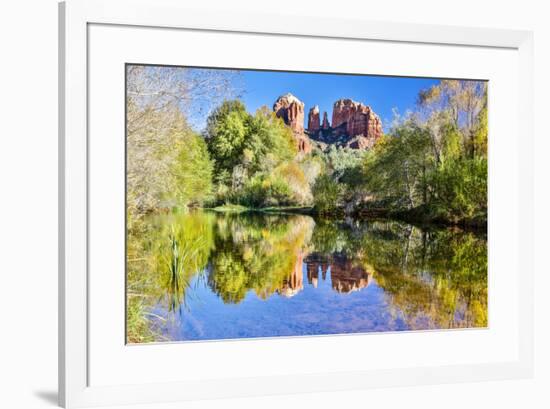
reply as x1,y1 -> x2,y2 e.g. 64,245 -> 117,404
127,210 -> 487,342
306,253 -> 374,294
278,250 -> 304,298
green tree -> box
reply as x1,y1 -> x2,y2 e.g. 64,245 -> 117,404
472,104 -> 488,158
430,156 -> 487,223
204,100 -> 250,179
245,107 -> 296,172
172,131 -> 214,207
324,145 -> 366,177
363,123 -> 432,210
418,80 -> 487,158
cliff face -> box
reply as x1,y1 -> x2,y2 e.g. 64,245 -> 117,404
273,93 -> 305,134
331,98 -> 383,141
273,94 -> 382,153
273,93 -> 312,153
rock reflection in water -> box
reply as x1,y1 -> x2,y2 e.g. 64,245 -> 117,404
128,210 -> 487,342
306,253 -> 373,294
278,251 -> 305,298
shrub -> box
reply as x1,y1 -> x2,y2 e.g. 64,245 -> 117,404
232,174 -> 294,208
273,162 -> 312,206
312,174 -> 342,213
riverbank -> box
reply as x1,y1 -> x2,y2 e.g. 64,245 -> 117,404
204,203 -> 487,231
208,204 -> 315,215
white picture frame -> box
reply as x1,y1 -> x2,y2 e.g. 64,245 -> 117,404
59,0 -> 534,407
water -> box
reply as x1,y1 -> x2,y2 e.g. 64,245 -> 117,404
127,210 -> 487,342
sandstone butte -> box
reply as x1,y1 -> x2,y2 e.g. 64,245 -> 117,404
273,93 -> 383,153
273,93 -> 312,153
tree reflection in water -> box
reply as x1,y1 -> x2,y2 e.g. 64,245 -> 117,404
127,210 -> 487,342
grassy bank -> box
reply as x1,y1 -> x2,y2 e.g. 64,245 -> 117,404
204,203 -> 486,230
208,204 -> 314,214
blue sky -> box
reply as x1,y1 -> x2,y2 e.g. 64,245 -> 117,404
238,70 -> 440,132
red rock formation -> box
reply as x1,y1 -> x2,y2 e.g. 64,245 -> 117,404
273,94 -> 382,153
332,98 -> 383,141
273,93 -> 312,154
307,105 -> 320,133
273,93 -> 305,134
322,111 -> 330,130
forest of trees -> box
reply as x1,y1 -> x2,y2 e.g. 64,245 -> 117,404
127,66 -> 487,228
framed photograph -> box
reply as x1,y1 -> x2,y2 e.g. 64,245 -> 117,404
59,0 -> 534,407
